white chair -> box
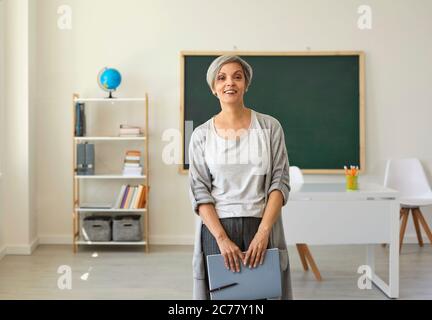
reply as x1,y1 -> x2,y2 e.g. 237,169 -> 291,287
384,158 -> 432,252
289,166 -> 322,281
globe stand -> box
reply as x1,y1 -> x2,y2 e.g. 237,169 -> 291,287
105,91 -> 116,99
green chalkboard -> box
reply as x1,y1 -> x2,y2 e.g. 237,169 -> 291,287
180,52 -> 365,174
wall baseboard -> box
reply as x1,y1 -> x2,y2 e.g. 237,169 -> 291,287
0,245 -> 6,261
4,234 -> 425,250
38,234 -> 194,245
6,237 -> 39,255
30,237 -> 39,253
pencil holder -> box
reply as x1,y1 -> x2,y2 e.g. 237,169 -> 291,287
346,175 -> 358,190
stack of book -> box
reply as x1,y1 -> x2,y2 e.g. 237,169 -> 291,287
122,150 -> 143,176
114,184 -> 149,209
119,124 -> 142,137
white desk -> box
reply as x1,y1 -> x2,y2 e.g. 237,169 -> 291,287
282,182 -> 399,298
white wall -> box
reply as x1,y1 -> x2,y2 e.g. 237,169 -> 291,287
28,0 -> 38,247
35,0 -> 432,245
0,0 -> 4,172
2,0 -> 37,254
0,0 -> 6,259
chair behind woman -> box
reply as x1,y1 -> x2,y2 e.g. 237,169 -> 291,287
384,158 -> 432,252
289,166 -> 322,281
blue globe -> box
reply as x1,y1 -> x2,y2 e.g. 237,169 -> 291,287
98,67 -> 122,98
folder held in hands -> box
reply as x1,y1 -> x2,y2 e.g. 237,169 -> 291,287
206,248 -> 282,300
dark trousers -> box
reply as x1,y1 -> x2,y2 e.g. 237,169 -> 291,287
201,217 -> 270,294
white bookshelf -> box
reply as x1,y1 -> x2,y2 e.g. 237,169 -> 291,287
74,175 -> 147,180
74,137 -> 146,141
72,93 -> 150,253
76,241 -> 147,245
74,98 -> 147,102
76,208 -> 147,213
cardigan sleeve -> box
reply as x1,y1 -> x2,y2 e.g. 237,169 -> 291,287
188,127 -> 215,215
267,120 -> 290,206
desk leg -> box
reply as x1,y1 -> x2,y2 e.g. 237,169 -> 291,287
388,201 -> 400,298
369,201 -> 400,299
366,245 -> 375,276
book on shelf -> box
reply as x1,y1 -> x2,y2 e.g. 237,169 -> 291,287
80,203 -> 112,209
125,155 -> 140,161
123,167 -> 143,176
126,150 -> 141,156
119,134 -> 143,137
120,129 -> 141,134
124,163 -> 140,167
120,185 -> 130,208
124,186 -> 134,208
139,185 -> 149,208
114,184 -> 128,209
114,184 -> 150,209
122,150 -> 143,176
75,102 -> 86,137
133,185 -> 144,208
130,186 -> 140,208
120,124 -> 141,129
125,159 -> 140,164
119,133 -> 143,137
119,125 -> 143,137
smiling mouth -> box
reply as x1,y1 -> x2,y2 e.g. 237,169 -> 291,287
224,89 -> 237,94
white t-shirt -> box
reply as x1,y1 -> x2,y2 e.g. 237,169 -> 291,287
204,110 -> 269,218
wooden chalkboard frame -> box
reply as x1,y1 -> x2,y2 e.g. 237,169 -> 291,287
179,51 -> 365,175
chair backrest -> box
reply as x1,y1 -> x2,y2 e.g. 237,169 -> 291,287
289,166 -> 304,184
384,158 -> 432,197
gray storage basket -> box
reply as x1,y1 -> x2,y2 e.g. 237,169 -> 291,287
113,215 -> 142,241
82,216 -> 112,241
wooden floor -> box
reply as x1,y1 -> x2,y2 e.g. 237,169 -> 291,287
0,244 -> 431,299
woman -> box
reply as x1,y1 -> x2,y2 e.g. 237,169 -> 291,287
188,55 -> 292,300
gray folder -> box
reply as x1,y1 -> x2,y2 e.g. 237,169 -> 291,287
84,143 -> 95,175
206,248 -> 282,300
76,143 -> 95,175
76,143 -> 86,175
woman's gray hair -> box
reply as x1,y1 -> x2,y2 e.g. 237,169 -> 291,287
206,55 -> 253,93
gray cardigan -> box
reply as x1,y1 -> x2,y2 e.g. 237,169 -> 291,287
188,110 -> 293,300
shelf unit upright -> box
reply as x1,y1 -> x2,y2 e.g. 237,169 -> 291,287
72,93 -> 149,253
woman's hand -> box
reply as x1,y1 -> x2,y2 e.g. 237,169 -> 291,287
244,228 -> 270,268
216,236 -> 244,272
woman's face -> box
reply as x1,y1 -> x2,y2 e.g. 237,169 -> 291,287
213,62 -> 246,104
